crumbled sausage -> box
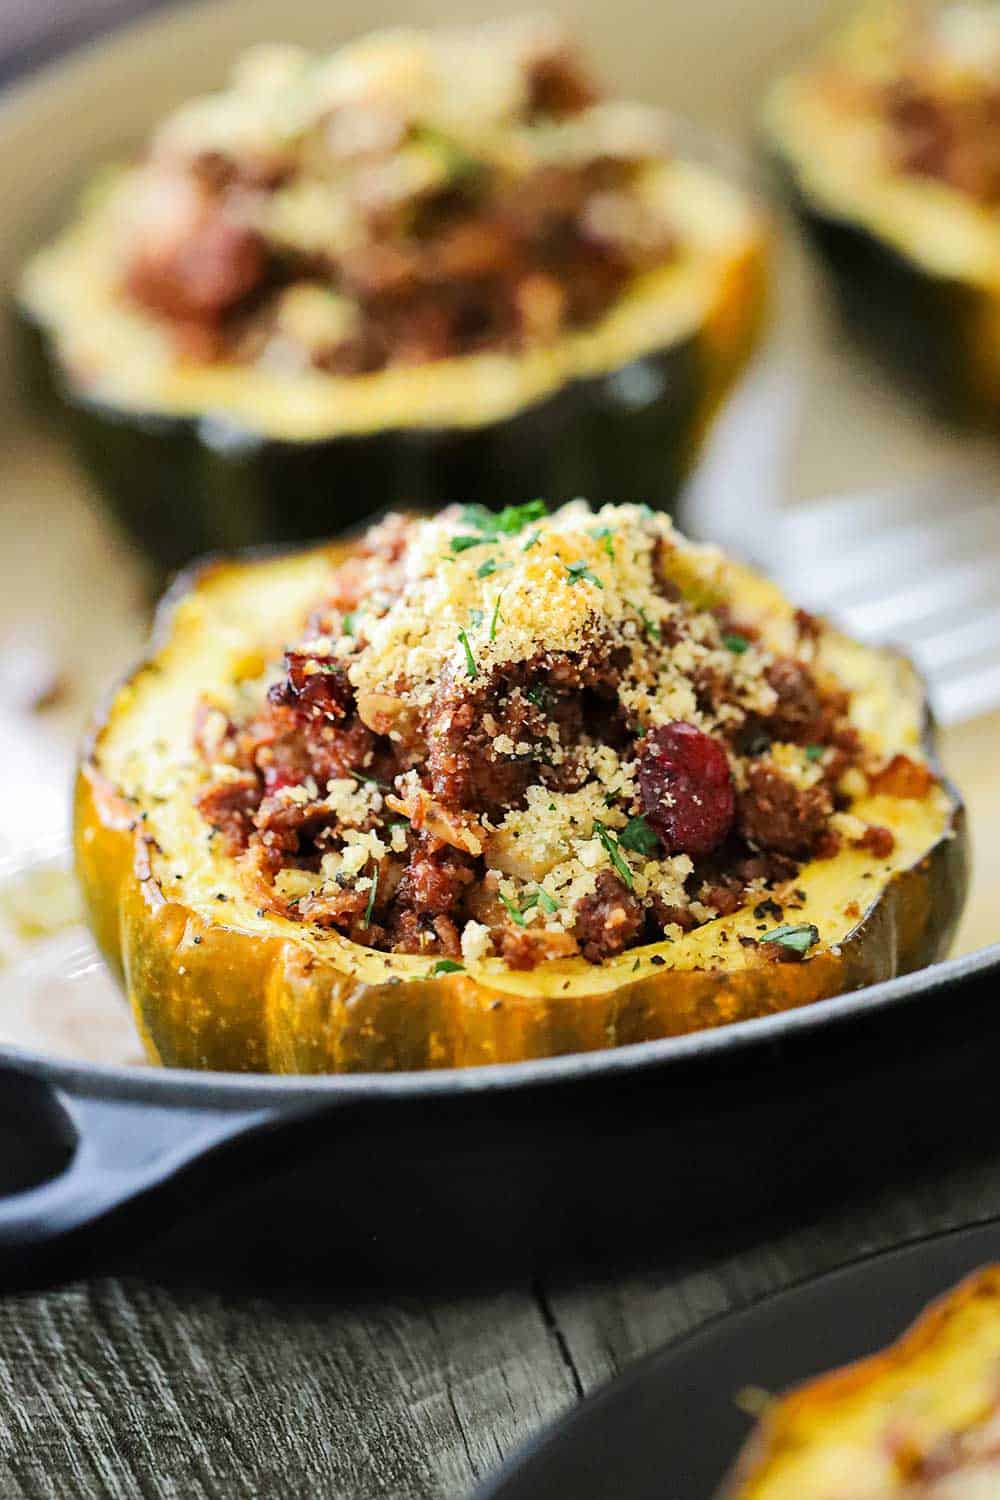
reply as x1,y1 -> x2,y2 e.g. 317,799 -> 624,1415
573,870 -> 644,962
738,764 -> 834,859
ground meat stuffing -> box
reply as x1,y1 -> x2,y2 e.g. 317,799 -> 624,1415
737,764 -> 835,860
191,502 -> 933,966
118,19 -> 677,372
573,871 -> 645,963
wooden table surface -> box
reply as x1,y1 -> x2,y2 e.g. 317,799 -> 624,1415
3,3 -> 1000,1497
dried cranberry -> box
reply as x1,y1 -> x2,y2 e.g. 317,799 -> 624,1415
637,721 -> 735,857
268,652 -> 352,721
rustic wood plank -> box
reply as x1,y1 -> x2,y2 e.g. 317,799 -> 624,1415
543,1163 -> 1000,1397
0,1280 -> 577,1499
2,1164 -> 999,1498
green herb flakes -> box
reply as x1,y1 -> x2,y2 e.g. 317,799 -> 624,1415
636,604 -> 661,641
430,959 -> 465,975
593,820 -> 633,888
723,634 -> 750,655
805,744 -> 825,762
500,891 -> 527,927
619,815 -> 660,856
450,534 -> 489,555
363,869 -> 378,927
588,525 -> 615,559
759,923 -> 820,955
490,591 -> 504,642
566,560 -> 603,589
460,499 -> 547,536
457,628 -> 477,678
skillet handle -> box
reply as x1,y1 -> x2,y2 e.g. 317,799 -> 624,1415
0,1069 -> 277,1273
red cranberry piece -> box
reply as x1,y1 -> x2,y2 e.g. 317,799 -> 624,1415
638,721 -> 735,857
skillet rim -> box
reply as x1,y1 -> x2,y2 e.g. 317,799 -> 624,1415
0,941 -> 996,1108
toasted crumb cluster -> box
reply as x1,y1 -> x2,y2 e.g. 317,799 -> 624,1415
193,501 -> 932,967
117,17 -> 677,369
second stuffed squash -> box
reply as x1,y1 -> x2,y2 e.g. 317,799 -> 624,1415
20,19 -> 766,570
763,0 -> 1000,420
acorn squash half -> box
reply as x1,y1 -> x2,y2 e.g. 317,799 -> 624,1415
761,10 -> 1000,420
724,1264 -> 1000,1497
18,158 -> 765,574
74,535 -> 966,1075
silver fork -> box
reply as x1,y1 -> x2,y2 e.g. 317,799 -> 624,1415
774,477 -> 1000,725
682,356 -> 1000,728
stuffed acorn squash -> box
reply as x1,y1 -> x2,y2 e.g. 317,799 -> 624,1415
18,18 -> 766,572
762,0 -> 1000,419
75,500 -> 966,1074
725,1265 -> 1000,1498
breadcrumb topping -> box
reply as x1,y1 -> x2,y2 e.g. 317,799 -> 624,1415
191,501 -> 931,966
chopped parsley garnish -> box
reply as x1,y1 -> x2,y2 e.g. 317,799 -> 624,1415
477,558 -> 498,578
352,772 -> 393,792
521,528 -> 541,552
500,891 -> 527,926
566,560 -> 603,589
759,923 -> 820,955
525,684 -> 550,709
413,126 -> 481,186
588,525 -> 615,559
502,887 -> 560,924
461,499 -> 547,536
723,634 -> 750,655
430,958 -> 465,975
457,628 -> 477,678
489,590 -> 504,642
342,613 -> 355,637
593,821 -> 633,888
450,534 -> 489,554
636,604 -> 661,641
363,868 -> 378,928
619,815 -> 660,856
805,744 -> 825,762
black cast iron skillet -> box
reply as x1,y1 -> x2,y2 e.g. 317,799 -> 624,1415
477,1217 -> 1000,1500
1,942 -> 1000,1291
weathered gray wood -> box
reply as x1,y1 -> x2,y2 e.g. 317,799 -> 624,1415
2,1164 -> 1000,1499
0,1281 -> 577,1499
545,1160 -> 1000,1396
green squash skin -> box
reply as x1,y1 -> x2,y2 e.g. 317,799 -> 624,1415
766,151 -> 989,423
19,306 -> 709,574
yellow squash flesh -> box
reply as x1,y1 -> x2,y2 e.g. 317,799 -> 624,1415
74,543 -> 967,1074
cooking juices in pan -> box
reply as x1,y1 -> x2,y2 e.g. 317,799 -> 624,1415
75,501 -> 966,1073
18,17 -> 766,569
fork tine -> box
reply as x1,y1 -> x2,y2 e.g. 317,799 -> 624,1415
771,476 -> 1000,725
